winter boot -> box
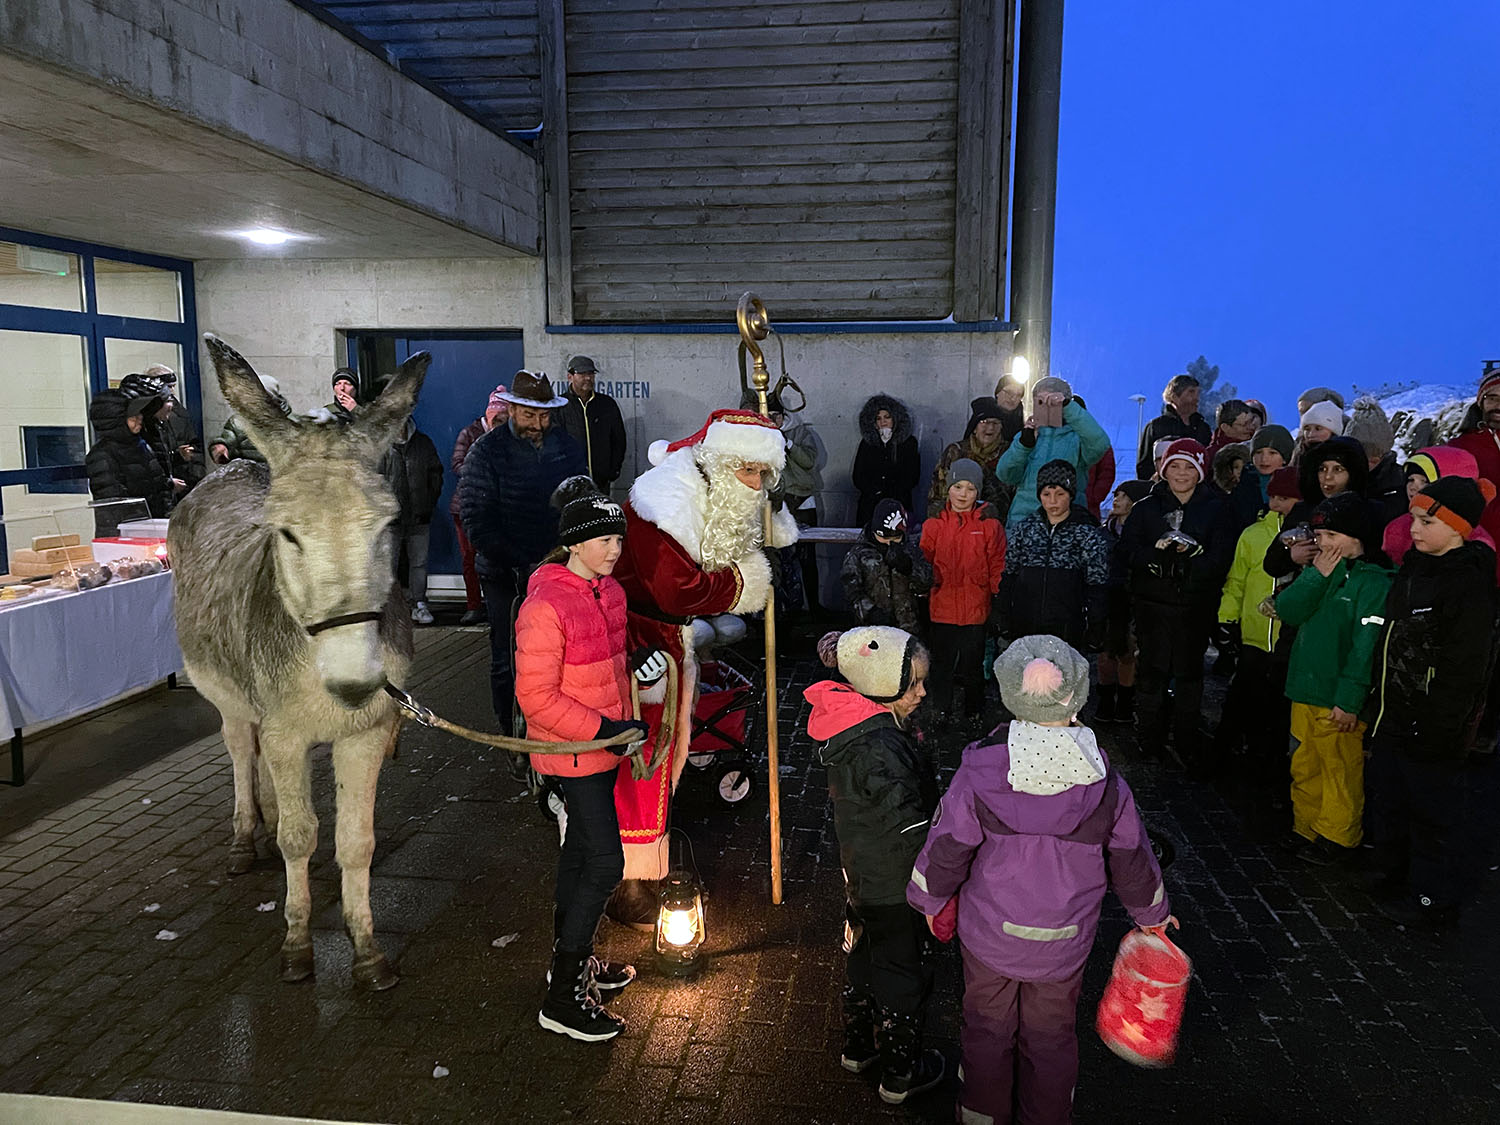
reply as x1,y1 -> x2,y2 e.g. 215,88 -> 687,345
876,1011 -> 945,1105
1094,684 -> 1118,724
605,879 -> 658,932
1115,685 -> 1135,725
539,949 -> 625,1042
839,986 -> 880,1073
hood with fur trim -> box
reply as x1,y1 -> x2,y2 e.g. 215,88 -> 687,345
857,394 -> 913,446
628,446 -> 799,567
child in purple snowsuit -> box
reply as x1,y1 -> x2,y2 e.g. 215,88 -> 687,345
908,634 -> 1171,1125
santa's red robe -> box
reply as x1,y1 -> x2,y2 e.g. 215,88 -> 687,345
609,446 -> 795,879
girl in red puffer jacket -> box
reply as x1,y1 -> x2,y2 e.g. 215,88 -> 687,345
920,458 -> 1007,727
515,479 -> 648,1044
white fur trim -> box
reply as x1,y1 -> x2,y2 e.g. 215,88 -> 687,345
730,550 -> 772,613
647,439 -> 671,466
768,502 -> 800,548
704,417 -> 787,470
630,448 -> 709,564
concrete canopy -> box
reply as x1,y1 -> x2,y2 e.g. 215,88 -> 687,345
0,0 -> 541,261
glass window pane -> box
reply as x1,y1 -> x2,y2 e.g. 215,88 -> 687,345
104,340 -> 182,390
0,330 -> 90,516
0,240 -> 84,312
94,258 -> 183,322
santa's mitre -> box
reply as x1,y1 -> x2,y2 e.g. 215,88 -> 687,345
646,408 -> 787,470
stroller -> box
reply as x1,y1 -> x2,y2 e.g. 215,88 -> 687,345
684,648 -> 762,805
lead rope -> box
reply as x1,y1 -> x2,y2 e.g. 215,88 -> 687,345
383,658 -> 678,777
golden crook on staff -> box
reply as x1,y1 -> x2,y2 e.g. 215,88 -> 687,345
737,291 -> 785,907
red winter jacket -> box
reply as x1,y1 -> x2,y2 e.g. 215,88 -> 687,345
920,503 -> 1007,625
514,563 -> 632,777
1086,448 -> 1116,520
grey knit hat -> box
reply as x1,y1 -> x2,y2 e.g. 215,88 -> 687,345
994,635 -> 1090,724
1346,397 -> 1396,460
1032,375 -> 1072,402
948,458 -> 983,491
1035,458 -> 1077,498
1250,424 -> 1294,462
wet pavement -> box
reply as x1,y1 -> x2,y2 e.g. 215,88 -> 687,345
2,623 -> 1500,1124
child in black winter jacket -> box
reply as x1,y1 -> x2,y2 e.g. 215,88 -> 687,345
1116,440 -> 1237,770
1365,477 -> 1497,930
840,499 -> 933,634
804,628 -> 941,1106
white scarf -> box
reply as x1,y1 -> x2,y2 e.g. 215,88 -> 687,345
1007,720 -> 1107,796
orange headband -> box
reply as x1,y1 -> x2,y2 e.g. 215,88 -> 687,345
1410,492 -> 1474,540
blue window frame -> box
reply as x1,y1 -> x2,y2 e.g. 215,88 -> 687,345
21,426 -> 89,494
0,226 -> 199,533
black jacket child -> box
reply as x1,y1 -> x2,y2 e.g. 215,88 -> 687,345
840,506 -> 933,634
853,394 -> 923,526
808,683 -> 937,908
85,390 -> 170,531
998,505 -> 1111,649
1367,540 -> 1498,760
1115,479 -> 1237,614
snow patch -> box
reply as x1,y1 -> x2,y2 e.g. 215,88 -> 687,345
142,903 -> 160,913
256,901 -> 276,912
154,929 -> 178,941
490,933 -> 520,949
432,1065 -> 450,1079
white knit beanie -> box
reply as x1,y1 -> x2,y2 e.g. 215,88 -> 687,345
1298,400 -> 1345,436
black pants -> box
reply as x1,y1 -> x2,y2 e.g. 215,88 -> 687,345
792,504 -> 821,612
1367,735 -> 1466,907
481,569 -> 521,730
1219,645 -> 1291,789
929,622 -> 986,717
554,770 -> 626,952
845,901 -> 933,1018
1135,605 -> 1211,760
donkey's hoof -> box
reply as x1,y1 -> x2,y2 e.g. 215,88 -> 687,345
227,842 -> 256,876
279,944 -> 315,983
353,953 -> 399,992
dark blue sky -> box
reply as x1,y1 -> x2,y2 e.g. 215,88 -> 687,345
1052,1 -> 1499,450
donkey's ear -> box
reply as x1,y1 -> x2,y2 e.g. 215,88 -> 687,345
204,335 -> 297,461
352,351 -> 431,458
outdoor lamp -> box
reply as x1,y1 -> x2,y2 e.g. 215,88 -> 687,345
655,867 -> 706,977
1007,355 -> 1030,386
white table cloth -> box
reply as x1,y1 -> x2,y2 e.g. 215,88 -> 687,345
0,571 -> 182,733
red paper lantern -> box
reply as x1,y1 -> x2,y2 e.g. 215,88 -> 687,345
1096,929 -> 1192,1068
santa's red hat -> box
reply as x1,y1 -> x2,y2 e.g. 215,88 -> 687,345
647,408 -> 787,469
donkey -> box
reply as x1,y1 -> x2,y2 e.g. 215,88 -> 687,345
168,335 -> 429,990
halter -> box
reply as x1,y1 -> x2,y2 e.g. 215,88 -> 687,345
304,611 -> 384,636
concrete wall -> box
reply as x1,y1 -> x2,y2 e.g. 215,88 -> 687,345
193,256 -> 1011,598
0,0 -> 539,253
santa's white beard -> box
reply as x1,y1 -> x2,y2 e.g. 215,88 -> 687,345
700,473 -> 766,572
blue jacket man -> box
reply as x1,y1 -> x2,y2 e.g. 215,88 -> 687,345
996,376 -> 1111,530
459,370 -> 587,729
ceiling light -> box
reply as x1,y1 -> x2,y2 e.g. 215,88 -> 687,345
240,228 -> 292,246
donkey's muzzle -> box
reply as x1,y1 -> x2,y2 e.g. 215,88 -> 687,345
327,678 -> 383,710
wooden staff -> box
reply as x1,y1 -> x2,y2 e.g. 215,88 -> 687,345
737,292 -> 784,905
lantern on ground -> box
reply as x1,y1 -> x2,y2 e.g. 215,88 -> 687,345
655,867 -> 705,976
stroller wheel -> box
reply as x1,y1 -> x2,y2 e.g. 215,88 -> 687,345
717,763 -> 752,804
537,784 -> 565,824
688,751 -> 716,770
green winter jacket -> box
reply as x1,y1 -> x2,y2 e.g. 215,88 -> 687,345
1277,557 -> 1394,713
1218,508 -> 1284,653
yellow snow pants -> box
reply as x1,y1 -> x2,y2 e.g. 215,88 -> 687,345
1289,702 -> 1366,848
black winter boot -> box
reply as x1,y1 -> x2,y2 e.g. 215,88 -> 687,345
839,986 -> 879,1073
876,1011 -> 945,1105
1094,684 -> 1118,723
539,949 -> 625,1042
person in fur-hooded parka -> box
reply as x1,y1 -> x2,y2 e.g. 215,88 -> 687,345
853,394 -> 922,526
1212,442 -> 1250,497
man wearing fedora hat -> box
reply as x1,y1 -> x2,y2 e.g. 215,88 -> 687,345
459,370 -> 588,732
557,355 -> 628,491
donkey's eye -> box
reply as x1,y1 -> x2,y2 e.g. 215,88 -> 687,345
278,528 -> 302,549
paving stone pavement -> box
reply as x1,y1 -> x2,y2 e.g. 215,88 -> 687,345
2,625 -> 1499,1124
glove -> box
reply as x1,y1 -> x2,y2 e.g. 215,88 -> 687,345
1214,621 -> 1238,649
1019,425 -> 1038,449
887,546 -> 913,575
987,594 -> 1006,630
596,716 -> 650,754
930,895 -> 958,942
630,647 -> 668,686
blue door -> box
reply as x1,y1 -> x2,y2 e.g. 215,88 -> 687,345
356,332 -> 525,580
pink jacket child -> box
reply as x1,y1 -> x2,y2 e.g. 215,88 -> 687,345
1382,445 -> 1498,574
908,634 -> 1170,1125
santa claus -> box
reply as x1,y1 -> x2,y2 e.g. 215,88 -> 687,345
607,408 -> 799,927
